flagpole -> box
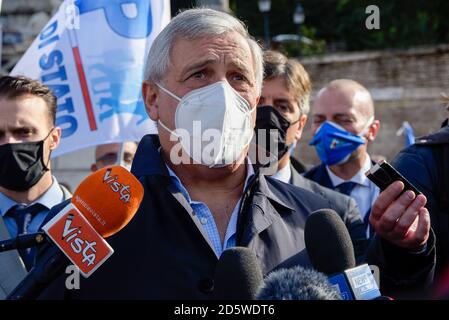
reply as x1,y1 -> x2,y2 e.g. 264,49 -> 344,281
67,21 -> 97,131
117,142 -> 125,167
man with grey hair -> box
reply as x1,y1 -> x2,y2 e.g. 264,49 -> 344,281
38,9 -> 434,300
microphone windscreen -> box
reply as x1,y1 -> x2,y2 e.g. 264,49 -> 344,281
213,247 -> 263,300
257,266 -> 341,300
71,165 -> 144,238
305,209 -> 355,275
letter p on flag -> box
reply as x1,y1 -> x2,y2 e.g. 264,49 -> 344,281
42,203 -> 114,278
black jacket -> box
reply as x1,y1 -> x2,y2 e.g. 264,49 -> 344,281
392,123 -> 449,277
62,135 -> 346,299
289,164 -> 368,262
38,135 -> 435,299
304,163 -> 335,190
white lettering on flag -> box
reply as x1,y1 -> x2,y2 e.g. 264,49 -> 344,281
11,0 -> 169,156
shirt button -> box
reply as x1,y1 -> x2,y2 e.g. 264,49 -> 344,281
200,217 -> 208,225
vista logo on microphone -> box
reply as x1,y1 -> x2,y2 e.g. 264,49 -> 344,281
103,168 -> 131,203
61,213 -> 97,266
42,203 -> 114,278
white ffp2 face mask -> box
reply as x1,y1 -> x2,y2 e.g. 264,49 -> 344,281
157,81 -> 255,167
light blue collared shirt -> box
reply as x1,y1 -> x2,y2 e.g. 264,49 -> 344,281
0,176 -> 65,237
165,162 -> 254,257
326,155 -> 380,220
271,159 -> 292,184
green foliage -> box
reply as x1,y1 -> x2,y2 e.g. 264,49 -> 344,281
229,0 -> 449,55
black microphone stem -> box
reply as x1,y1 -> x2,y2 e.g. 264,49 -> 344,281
0,232 -> 47,252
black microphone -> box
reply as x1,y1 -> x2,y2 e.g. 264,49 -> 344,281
305,209 -> 381,300
256,266 -> 341,300
305,208 -> 356,274
0,232 -> 47,252
212,247 -> 263,300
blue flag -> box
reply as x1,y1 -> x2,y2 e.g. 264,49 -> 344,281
397,121 -> 415,147
11,0 -> 171,157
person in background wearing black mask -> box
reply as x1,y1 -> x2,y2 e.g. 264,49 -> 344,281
0,76 -> 71,299
255,50 -> 368,261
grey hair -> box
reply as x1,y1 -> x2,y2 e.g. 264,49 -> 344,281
144,8 -> 263,93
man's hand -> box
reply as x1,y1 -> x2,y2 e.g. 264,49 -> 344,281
370,181 -> 430,250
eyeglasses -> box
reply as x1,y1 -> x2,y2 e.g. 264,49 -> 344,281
96,152 -> 134,165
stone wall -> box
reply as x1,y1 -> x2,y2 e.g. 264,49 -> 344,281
295,44 -> 449,167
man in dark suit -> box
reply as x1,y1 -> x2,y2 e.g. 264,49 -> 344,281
255,50 -> 367,260
37,8 -> 433,300
0,76 -> 71,299
304,79 -> 381,237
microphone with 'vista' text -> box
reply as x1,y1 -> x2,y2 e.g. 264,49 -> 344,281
7,165 -> 144,300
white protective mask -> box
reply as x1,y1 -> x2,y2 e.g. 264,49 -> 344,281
156,81 -> 255,167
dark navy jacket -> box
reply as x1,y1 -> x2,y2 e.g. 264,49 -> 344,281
289,164 -> 368,262
392,123 -> 449,277
38,135 -> 435,299
304,163 -> 334,190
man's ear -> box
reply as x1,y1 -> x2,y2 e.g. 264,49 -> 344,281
294,114 -> 308,141
366,119 -> 380,142
90,163 -> 98,172
49,127 -> 62,150
142,81 -> 160,121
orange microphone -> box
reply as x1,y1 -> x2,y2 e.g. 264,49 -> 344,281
42,165 -> 143,277
71,165 -> 144,238
8,166 -> 144,300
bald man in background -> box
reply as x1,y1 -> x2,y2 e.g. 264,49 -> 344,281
304,79 -> 381,237
91,142 -> 137,172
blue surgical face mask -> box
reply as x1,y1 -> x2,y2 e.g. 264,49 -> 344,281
309,118 -> 373,166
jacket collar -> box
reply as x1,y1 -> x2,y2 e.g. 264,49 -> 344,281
236,171 -> 295,246
310,163 -> 334,189
132,134 -> 295,246
415,121 -> 449,145
132,133 -> 294,213
0,176 -> 65,217
289,162 -> 303,187
256,173 -> 295,213
131,134 -> 168,178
